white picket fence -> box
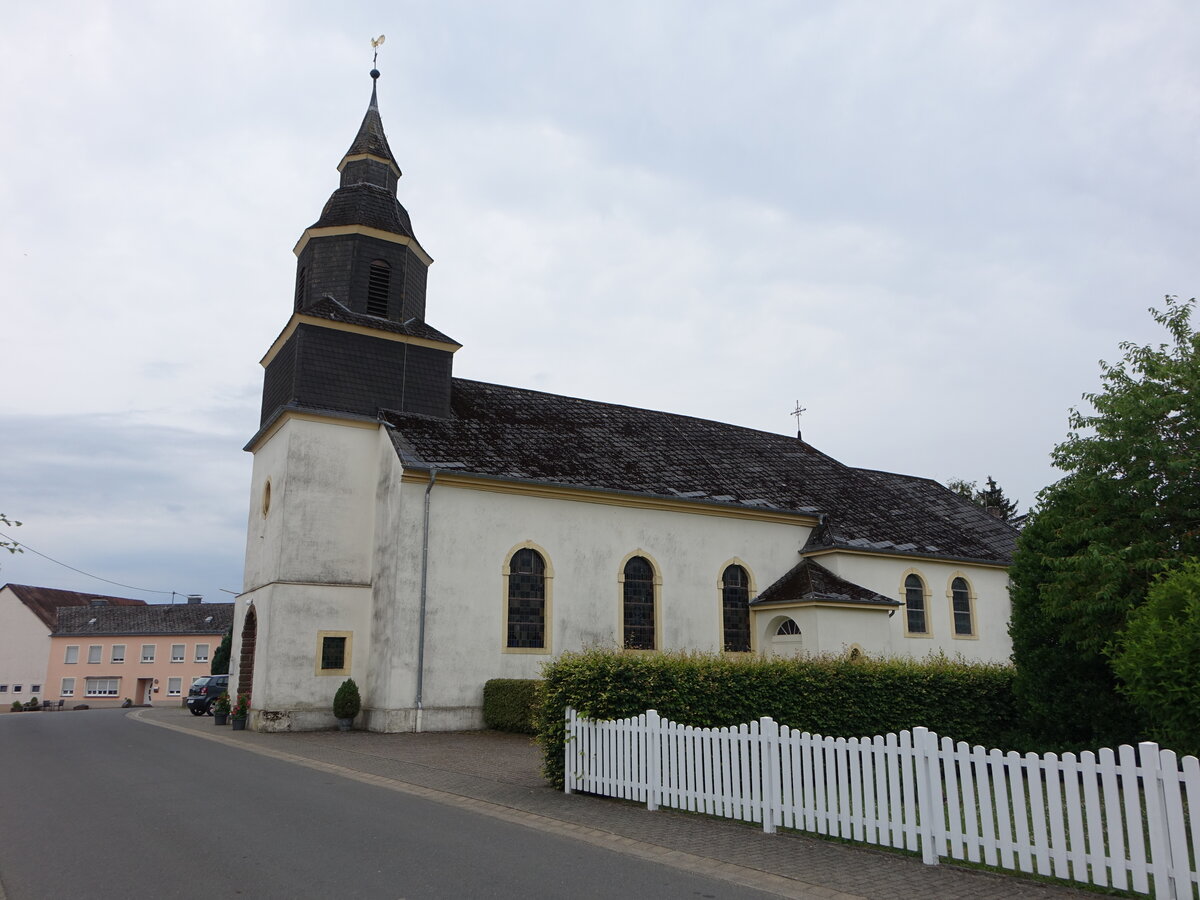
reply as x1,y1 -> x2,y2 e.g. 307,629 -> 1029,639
563,708 -> 1200,898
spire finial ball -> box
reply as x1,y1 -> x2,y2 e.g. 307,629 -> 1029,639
370,69 -> 380,80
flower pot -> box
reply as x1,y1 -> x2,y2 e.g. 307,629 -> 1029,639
213,713 -> 228,726
231,717 -> 247,731
337,717 -> 354,732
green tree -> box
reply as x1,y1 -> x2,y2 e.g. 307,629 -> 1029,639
1110,561 -> 1200,755
1009,297 -> 1200,747
946,477 -> 1019,522
211,630 -> 231,675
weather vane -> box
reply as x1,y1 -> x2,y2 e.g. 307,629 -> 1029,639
371,34 -> 386,70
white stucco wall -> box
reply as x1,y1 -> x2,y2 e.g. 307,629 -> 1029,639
0,588 -> 51,704
814,552 -> 1012,662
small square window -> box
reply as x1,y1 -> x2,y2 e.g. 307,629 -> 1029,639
112,644 -> 126,663
195,644 -> 210,663
167,677 -> 182,696
65,645 -> 79,664
31,684 -> 41,693
321,636 -> 346,671
141,644 -> 156,663
88,645 -> 102,664
13,685 -> 22,694
61,678 -> 75,697
171,644 -> 185,663
0,685 -> 8,693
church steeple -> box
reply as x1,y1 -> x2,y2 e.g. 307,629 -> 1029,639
291,69 -> 433,323
256,70 -> 459,430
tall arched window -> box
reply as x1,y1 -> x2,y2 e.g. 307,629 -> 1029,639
507,549 -> 546,649
951,576 -> 974,636
622,556 -> 656,650
366,259 -> 391,317
721,564 -> 751,652
905,574 -> 928,634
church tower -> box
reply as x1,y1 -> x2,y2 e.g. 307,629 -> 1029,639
258,68 -> 460,427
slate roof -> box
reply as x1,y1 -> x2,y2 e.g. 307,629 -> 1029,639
4,584 -> 147,630
384,379 -> 1019,566
54,603 -> 234,637
301,296 -> 458,346
753,559 -> 898,608
344,82 -> 396,165
310,183 -> 415,239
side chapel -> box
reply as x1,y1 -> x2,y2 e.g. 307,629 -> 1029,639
231,71 -> 1018,732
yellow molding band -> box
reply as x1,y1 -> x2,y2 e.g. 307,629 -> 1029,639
260,314 -> 462,367
401,470 -> 819,527
801,547 -> 1009,570
337,152 -> 402,179
293,225 -> 433,266
247,409 -> 380,453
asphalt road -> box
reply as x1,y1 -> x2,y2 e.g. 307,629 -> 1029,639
0,709 -> 777,899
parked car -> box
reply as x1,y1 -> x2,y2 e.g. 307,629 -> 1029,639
186,674 -> 229,716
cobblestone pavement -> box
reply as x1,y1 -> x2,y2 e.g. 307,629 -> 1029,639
136,708 -> 1111,900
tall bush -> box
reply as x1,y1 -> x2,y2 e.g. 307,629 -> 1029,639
536,649 -> 1018,788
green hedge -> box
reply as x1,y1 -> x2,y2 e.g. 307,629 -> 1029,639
535,649 -> 1019,788
483,679 -> 543,734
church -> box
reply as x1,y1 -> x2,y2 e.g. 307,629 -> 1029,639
230,71 -> 1018,732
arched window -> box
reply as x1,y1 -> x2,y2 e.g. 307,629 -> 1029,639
905,574 -> 928,634
294,266 -> 307,311
951,576 -> 974,636
366,260 -> 391,317
721,564 -> 751,652
776,618 -> 801,636
622,556 -> 656,650
507,549 -> 546,649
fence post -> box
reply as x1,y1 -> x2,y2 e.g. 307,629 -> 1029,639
1140,741 -> 1177,900
564,707 -> 576,795
913,726 -> 941,866
761,716 -> 779,834
646,709 -> 661,812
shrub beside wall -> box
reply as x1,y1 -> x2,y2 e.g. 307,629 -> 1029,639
536,649 -> 1019,788
483,679 -> 542,734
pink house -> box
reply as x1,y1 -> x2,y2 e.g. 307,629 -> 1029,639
45,600 -> 233,708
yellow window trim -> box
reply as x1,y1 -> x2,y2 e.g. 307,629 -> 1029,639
617,549 -> 663,653
315,630 -> 353,677
899,568 -> 933,638
501,541 -> 554,655
946,571 -> 980,640
717,557 -> 757,654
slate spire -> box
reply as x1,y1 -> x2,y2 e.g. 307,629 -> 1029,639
341,68 -> 401,185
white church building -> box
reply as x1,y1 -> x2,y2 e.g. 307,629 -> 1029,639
230,71 -> 1018,732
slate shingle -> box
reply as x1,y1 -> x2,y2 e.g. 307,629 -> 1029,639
753,559 -> 899,607
54,603 -> 234,637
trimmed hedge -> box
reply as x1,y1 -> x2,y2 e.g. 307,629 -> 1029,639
536,649 -> 1019,788
483,679 -> 542,734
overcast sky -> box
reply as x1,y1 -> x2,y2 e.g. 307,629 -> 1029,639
2,2 -> 1197,605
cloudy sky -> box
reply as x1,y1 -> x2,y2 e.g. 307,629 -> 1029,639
1,2 -> 1197,605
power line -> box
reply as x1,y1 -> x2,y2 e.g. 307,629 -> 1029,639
0,530 -> 184,599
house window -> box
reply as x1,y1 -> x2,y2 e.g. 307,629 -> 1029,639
905,574 -> 928,635
31,684 -> 41,693
321,636 -> 346,670
88,645 -> 102,664
366,259 -> 390,317
13,685 -> 22,694
112,644 -> 126,663
167,677 -> 183,697
85,678 -> 119,697
195,644 -> 210,663
622,556 -> 656,650
141,644 -> 156,663
0,685 -> 6,693
507,548 -> 546,649
65,645 -> 79,664
951,577 -> 975,636
721,564 -> 751,652
171,644 -> 185,663
61,678 -> 75,697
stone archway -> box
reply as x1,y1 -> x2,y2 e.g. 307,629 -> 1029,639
238,605 -> 257,705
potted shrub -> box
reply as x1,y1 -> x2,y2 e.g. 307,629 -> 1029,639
333,678 -> 360,731
212,692 -> 231,726
10,701 -> 22,712
230,694 -> 250,731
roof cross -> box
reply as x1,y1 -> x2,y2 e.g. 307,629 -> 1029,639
791,401 -> 807,438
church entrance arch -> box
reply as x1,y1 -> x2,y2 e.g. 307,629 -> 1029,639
238,605 -> 258,704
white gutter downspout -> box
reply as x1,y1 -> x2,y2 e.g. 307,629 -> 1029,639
414,468 -> 437,733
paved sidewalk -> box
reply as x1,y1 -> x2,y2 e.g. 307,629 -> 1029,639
136,708 -> 1107,900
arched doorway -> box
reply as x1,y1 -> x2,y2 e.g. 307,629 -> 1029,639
238,605 -> 257,705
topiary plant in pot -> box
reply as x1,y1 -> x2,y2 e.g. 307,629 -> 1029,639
212,692 -> 231,726
333,678 -> 360,731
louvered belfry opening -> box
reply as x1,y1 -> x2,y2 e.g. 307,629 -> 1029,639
366,260 -> 391,317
